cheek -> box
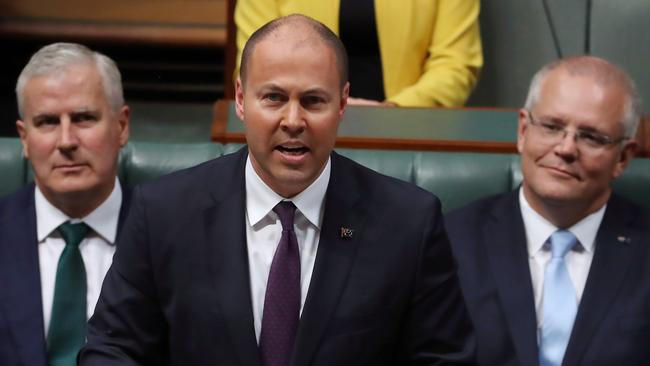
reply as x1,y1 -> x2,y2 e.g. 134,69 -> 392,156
25,136 -> 56,161
81,126 -> 120,152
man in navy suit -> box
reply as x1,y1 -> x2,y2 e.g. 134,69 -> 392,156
0,43 -> 130,366
79,14 -> 475,366
446,56 -> 649,366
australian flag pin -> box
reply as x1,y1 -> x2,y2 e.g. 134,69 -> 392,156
617,236 -> 631,244
340,227 -> 354,239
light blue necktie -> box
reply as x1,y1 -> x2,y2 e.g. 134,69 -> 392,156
539,230 -> 578,366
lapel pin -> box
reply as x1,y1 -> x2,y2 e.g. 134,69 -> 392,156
340,227 -> 354,239
617,236 -> 631,244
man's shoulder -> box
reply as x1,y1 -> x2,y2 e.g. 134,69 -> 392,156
447,190 -> 515,223
0,184 -> 35,224
607,193 -> 650,229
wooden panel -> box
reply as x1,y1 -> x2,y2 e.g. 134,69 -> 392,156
0,19 -> 226,47
0,0 -> 227,25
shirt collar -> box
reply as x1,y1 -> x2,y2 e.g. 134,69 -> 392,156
519,187 -> 605,255
35,177 -> 123,244
245,156 -> 330,229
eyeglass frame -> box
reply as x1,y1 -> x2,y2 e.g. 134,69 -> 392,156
525,110 -> 629,150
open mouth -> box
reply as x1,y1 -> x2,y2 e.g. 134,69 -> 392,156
276,145 -> 309,155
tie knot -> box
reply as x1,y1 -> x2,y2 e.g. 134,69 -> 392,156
273,201 -> 296,231
549,230 -> 577,258
57,221 -> 90,247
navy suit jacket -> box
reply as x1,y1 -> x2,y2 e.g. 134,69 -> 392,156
79,147 -> 476,366
0,183 -> 130,366
446,189 -> 650,366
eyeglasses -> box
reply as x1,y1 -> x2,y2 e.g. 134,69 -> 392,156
526,111 -> 628,150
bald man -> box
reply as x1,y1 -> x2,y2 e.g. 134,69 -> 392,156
80,14 -> 475,366
446,56 -> 650,366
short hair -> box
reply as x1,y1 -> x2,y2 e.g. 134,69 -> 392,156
239,14 -> 349,90
524,56 -> 641,137
16,42 -> 124,118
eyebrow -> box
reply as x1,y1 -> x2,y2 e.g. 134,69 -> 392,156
31,108 -> 101,121
538,115 -> 612,135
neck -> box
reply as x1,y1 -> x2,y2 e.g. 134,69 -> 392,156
522,186 -> 610,228
39,182 -> 114,219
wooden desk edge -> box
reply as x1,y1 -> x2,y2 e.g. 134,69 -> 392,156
0,19 -> 226,47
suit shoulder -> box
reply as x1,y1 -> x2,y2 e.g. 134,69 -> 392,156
0,184 -> 34,223
609,193 -> 650,227
444,191 -> 516,240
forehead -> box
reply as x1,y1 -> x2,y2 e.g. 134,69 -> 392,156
246,27 -> 340,87
535,69 -> 626,129
22,64 -> 107,114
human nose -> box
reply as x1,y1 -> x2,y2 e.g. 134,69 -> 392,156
57,117 -> 79,151
553,128 -> 579,159
280,101 -> 305,134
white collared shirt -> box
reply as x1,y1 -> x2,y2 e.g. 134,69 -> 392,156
36,178 -> 122,336
519,187 -> 605,329
245,156 -> 330,342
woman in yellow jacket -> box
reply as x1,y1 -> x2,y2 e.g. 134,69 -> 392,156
235,0 -> 483,107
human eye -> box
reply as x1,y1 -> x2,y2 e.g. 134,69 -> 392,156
262,92 -> 287,104
33,115 -> 59,127
71,111 -> 99,124
540,121 -> 564,134
578,131 -> 609,147
300,94 -> 327,109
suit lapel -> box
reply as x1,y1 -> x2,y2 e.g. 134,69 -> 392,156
116,181 -> 131,235
291,153 -> 366,366
0,186 -> 48,366
563,195 -> 637,365
484,191 -> 539,366
202,149 -> 260,366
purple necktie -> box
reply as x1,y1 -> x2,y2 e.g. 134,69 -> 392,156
259,201 -> 301,366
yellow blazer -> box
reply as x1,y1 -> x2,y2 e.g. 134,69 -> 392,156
234,0 -> 483,107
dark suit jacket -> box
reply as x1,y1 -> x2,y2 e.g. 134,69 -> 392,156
79,147 -> 475,366
446,189 -> 650,366
0,183 -> 130,366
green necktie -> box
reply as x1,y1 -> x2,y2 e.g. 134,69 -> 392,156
47,221 -> 90,366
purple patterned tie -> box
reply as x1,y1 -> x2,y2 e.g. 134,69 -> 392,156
259,201 -> 301,366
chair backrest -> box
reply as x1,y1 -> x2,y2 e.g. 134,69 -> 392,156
0,137 -> 26,198
119,142 -> 224,187
2,138 -> 649,213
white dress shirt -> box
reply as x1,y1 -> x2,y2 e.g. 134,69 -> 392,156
519,188 -> 605,330
245,156 -> 330,342
36,178 -> 122,336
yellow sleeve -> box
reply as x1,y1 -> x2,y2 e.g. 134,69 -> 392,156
388,0 -> 483,107
234,0 -> 282,81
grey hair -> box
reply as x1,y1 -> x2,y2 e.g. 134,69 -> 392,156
523,56 -> 641,137
16,42 -> 124,118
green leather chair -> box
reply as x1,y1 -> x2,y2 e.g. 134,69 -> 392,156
2,138 -> 649,213
0,137 -> 26,198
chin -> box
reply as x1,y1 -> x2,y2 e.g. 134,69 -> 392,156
51,180 -> 99,196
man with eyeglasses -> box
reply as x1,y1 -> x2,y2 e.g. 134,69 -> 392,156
445,55 -> 650,366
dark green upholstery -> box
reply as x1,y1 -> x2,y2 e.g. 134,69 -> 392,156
2,138 -> 649,213
118,142 -> 223,187
414,152 -> 519,213
0,137 -> 27,198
